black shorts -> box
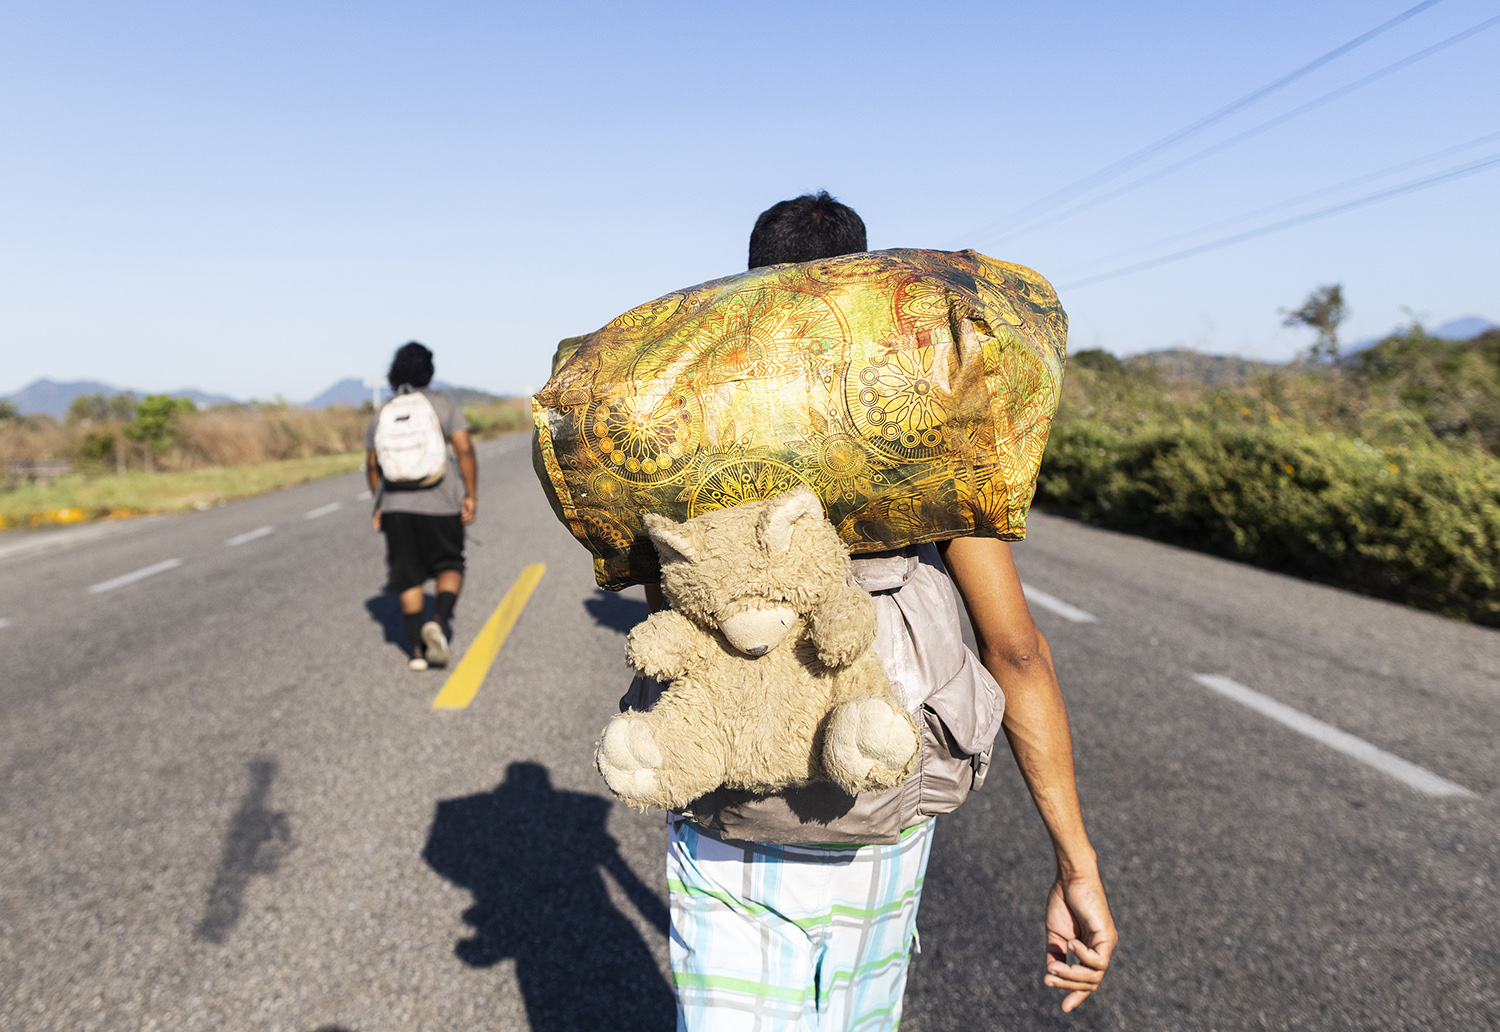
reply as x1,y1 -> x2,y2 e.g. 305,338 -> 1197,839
381,512 -> 466,593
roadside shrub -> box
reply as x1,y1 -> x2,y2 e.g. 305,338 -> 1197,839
1344,327 -> 1500,453
67,392 -> 136,423
123,394 -> 196,462
1036,420 -> 1500,626
77,429 -> 116,464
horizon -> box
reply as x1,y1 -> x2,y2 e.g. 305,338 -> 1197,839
6,309 -> 1494,415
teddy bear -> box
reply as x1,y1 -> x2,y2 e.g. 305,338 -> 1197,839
595,485 -> 920,811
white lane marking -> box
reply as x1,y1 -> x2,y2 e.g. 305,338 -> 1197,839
1021,583 -> 1098,623
354,490 -> 372,501
1191,674 -> 1477,798
88,558 -> 183,594
226,525 -> 275,547
304,502 -> 342,519
0,617 -> 11,629
0,523 -> 125,563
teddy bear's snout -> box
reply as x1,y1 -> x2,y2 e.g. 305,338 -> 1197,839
718,605 -> 798,657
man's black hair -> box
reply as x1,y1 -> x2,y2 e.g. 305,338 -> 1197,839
748,191 -> 867,269
388,341 -> 435,390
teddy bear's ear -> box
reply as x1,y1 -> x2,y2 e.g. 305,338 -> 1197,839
644,513 -> 700,564
757,485 -> 823,554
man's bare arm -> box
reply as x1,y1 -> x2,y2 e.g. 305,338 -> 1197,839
939,536 -> 1117,1012
452,429 -> 478,524
366,449 -> 381,530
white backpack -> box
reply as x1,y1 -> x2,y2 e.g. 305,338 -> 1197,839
373,389 -> 448,487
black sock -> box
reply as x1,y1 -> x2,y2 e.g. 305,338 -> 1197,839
436,591 -> 457,625
403,611 -> 425,654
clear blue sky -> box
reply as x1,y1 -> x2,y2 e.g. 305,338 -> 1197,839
2,0 -> 1496,400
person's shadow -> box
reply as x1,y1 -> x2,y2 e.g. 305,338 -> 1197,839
364,592 -> 432,657
422,762 -> 675,1032
583,588 -> 650,635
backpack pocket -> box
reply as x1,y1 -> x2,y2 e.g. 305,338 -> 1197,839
916,649 -> 1005,815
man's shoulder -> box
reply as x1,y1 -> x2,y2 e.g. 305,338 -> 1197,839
420,389 -> 467,434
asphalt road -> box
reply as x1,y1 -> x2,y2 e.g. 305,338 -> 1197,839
1,433 -> 1495,1032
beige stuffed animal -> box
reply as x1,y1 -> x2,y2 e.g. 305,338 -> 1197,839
596,486 -> 920,811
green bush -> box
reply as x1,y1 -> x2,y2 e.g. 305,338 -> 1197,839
1036,419 -> 1500,626
123,394 -> 196,457
67,392 -> 136,423
1344,327 -> 1500,452
77,429 -> 116,463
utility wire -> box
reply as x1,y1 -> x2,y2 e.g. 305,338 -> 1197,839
954,0 -> 1447,244
991,11 -> 1500,243
1058,151 -> 1500,290
1058,129 -> 1500,275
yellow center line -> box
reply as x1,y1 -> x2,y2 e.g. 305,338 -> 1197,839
431,563 -> 546,711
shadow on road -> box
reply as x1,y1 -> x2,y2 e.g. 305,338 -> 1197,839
423,762 -> 675,1032
364,592 -> 433,656
197,758 -> 291,943
583,588 -> 649,635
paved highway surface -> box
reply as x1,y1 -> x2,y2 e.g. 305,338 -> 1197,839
1,433 -> 1495,1031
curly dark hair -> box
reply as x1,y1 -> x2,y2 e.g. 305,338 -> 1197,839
748,191 -> 867,269
387,341 -> 435,390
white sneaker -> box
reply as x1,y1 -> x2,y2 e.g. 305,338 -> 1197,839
421,621 -> 450,666
409,655 -> 429,672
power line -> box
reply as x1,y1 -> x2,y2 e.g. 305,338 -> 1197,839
990,11 -> 1500,243
1057,151 -> 1500,290
1058,129 -> 1500,276
953,0 -> 1447,244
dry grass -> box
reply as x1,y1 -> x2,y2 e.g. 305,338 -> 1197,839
462,399 -> 533,438
170,407 -> 369,467
0,404 -> 369,475
0,453 -> 366,529
0,396 -> 533,530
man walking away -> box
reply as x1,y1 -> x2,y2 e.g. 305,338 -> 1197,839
641,193 -> 1116,1030
366,341 -> 478,671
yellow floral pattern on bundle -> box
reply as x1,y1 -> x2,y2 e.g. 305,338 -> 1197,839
532,248 -> 1068,589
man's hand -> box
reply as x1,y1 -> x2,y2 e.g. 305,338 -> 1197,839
372,511 -> 382,532
460,496 -> 476,524
1044,871 -> 1117,1012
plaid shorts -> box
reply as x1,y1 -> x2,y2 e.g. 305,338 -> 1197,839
667,816 -> 935,1032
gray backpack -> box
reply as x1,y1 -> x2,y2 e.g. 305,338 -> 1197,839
621,543 -> 1003,844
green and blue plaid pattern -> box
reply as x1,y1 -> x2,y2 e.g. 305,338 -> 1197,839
667,817 -> 934,1031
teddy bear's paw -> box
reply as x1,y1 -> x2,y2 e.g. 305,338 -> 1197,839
825,698 -> 919,792
809,586 -> 876,668
597,717 -> 664,804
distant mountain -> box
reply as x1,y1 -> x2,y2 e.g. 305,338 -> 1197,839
1431,315 -> 1497,340
300,378 -> 503,408
3,379 -> 121,417
1347,314 -> 1495,353
1123,349 -> 1282,386
439,385 -> 505,406
1,378 -> 237,418
303,378 -> 390,408
174,388 -> 240,408
2,374 -> 507,416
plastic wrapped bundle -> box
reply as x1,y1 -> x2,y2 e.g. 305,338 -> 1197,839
532,248 -> 1067,589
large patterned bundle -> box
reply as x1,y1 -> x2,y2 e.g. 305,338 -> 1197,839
532,248 -> 1068,589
